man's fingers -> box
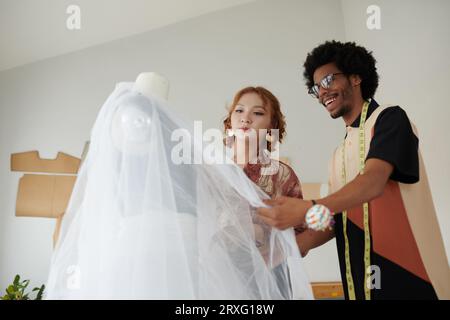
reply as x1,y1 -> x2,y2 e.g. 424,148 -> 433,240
262,196 -> 287,207
258,214 -> 276,227
258,214 -> 289,230
262,199 -> 277,207
257,206 -> 276,218
257,207 -> 286,230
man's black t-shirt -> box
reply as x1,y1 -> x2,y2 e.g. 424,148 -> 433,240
334,99 -> 437,299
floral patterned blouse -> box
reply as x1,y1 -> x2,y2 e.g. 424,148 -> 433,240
243,160 -> 306,234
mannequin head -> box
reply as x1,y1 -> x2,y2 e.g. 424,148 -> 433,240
133,72 -> 169,101
110,94 -> 154,155
111,73 -> 169,155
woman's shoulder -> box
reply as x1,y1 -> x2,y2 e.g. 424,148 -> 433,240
270,159 -> 298,177
262,159 -> 300,185
267,159 -> 302,198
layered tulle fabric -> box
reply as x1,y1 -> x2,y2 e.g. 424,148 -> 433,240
45,83 -> 313,299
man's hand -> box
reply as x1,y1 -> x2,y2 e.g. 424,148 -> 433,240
257,196 -> 313,230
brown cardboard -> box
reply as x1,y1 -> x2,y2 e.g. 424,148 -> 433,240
311,281 -> 344,299
11,146 -> 89,247
11,150 -> 82,221
11,151 -> 80,174
11,151 -> 81,218
16,174 -> 77,218
53,215 -> 63,248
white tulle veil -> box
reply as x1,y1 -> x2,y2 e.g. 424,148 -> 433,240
44,83 -> 313,300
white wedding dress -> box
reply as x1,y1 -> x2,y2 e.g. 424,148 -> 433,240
44,83 -> 313,300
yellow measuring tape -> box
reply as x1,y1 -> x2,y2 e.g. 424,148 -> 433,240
341,100 -> 371,300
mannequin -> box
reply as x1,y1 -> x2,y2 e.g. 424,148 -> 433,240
110,72 -> 169,155
133,72 -> 169,101
114,72 -> 198,283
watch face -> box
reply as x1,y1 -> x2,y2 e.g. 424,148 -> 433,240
305,205 -> 333,231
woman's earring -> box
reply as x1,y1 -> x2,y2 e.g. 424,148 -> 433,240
227,129 -> 235,137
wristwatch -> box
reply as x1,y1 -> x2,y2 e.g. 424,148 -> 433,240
305,201 -> 334,231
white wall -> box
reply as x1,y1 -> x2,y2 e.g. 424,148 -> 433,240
0,0 -> 258,71
1,0 -> 448,292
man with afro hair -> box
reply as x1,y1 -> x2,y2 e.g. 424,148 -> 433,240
258,40 -> 450,300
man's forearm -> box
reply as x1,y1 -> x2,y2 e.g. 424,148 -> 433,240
317,171 -> 385,213
317,159 -> 393,213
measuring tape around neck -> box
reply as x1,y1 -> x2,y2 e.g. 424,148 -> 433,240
341,100 -> 371,300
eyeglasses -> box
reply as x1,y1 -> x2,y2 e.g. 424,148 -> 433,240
308,73 -> 345,99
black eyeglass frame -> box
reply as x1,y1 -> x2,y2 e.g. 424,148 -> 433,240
308,72 -> 345,98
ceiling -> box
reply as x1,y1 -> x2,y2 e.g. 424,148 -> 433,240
0,0 -> 257,71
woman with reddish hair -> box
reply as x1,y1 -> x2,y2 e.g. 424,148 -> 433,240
223,86 -> 309,250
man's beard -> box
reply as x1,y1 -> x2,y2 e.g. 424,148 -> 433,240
330,103 -> 351,119
330,89 -> 352,119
